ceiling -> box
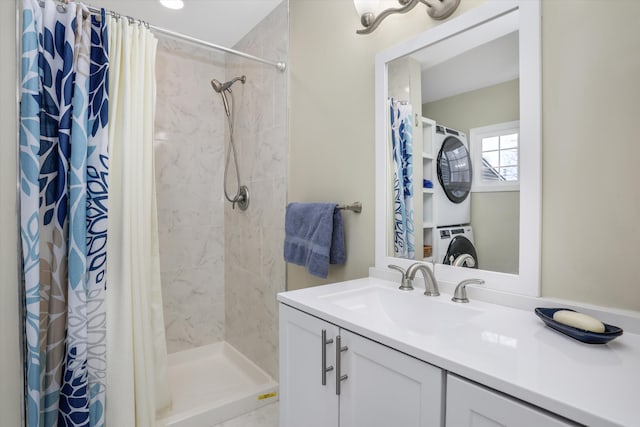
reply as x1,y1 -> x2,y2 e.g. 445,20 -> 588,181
87,0 -> 283,48
409,9 -> 520,104
420,32 -> 519,104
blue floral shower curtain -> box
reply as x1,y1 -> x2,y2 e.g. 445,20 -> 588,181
389,98 -> 415,259
19,0 -> 109,425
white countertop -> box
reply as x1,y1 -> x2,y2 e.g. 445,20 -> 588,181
277,277 -> 640,427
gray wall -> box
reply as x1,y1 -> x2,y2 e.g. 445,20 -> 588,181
470,191 -> 520,274
540,0 -> 640,309
288,0 -> 640,311
0,1 -> 23,424
423,79 -> 519,274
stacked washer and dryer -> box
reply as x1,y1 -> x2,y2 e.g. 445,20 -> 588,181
432,124 -> 479,269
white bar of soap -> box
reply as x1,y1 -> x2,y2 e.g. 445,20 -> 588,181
552,310 -> 605,333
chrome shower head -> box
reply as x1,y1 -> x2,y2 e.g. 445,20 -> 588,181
210,78 -> 224,93
211,75 -> 246,117
210,75 -> 246,94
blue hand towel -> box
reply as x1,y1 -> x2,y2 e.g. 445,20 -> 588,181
284,202 -> 346,278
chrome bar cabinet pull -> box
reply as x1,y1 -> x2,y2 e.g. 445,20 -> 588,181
321,329 -> 334,386
335,335 -> 348,395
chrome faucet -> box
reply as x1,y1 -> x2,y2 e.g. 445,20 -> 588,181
451,253 -> 475,268
406,262 -> 440,297
451,278 -> 485,303
388,265 -> 414,291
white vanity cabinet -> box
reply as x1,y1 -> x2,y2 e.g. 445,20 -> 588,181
279,303 -> 339,427
279,304 -> 444,427
445,375 -> 576,427
278,277 -> 638,426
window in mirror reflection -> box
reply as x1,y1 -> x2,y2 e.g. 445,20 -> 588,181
471,121 -> 520,192
482,133 -> 518,181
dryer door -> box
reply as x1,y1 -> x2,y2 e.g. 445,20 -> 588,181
443,236 -> 478,269
437,136 -> 472,203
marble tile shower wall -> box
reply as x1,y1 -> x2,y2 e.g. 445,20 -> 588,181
224,1 -> 289,380
155,39 -> 227,353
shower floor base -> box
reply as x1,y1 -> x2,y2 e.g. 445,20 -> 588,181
156,342 -> 279,427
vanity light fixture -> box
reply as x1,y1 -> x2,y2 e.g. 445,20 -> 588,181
354,0 -> 460,34
159,0 -> 184,10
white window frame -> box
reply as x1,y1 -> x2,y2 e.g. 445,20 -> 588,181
470,120 -> 520,192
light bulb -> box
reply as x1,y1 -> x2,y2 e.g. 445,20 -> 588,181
353,0 -> 381,17
159,0 -> 184,10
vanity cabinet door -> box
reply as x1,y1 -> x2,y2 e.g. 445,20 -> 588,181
446,374 -> 577,427
339,329 -> 444,427
279,304 -> 339,427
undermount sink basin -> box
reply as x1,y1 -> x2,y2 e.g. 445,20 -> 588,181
319,284 -> 482,335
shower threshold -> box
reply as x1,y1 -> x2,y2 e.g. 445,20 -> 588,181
156,342 -> 279,427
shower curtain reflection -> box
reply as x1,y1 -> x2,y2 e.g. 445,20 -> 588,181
390,98 -> 415,259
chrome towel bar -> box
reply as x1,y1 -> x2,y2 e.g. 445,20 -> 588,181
336,202 -> 362,213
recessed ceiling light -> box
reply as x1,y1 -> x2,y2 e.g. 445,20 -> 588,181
159,0 -> 184,10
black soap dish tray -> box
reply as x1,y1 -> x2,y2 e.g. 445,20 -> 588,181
534,308 -> 623,344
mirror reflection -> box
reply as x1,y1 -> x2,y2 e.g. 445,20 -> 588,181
387,9 -> 520,274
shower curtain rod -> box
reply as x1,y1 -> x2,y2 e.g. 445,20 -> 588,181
84,4 -> 287,72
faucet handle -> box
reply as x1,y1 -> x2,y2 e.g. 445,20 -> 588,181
451,279 -> 485,303
387,264 -> 414,291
